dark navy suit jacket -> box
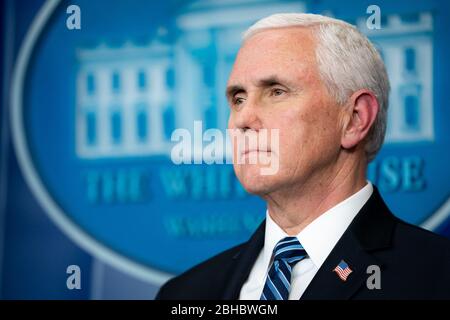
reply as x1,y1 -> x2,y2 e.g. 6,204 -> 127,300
156,188 -> 450,299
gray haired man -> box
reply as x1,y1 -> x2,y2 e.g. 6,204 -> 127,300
157,13 -> 450,300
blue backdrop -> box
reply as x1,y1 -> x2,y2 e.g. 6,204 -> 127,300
1,0 -> 449,299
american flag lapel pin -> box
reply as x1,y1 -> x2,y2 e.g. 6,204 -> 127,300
333,259 -> 353,281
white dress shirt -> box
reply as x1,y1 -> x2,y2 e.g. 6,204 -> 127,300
239,182 -> 373,300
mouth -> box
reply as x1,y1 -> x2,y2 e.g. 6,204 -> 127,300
241,149 -> 271,156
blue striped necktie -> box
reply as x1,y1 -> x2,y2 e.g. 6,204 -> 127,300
260,236 -> 307,300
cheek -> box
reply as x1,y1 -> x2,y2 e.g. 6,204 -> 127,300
306,111 -> 342,162
276,106 -> 341,166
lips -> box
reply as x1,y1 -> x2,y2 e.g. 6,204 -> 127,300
240,149 -> 272,160
241,149 -> 271,155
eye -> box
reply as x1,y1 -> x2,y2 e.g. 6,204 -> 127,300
233,96 -> 245,106
271,88 -> 286,97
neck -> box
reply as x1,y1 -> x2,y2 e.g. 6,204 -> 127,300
264,154 -> 367,235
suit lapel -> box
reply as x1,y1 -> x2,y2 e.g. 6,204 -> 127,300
221,187 -> 397,300
301,187 -> 396,300
222,220 -> 265,299
301,229 -> 382,299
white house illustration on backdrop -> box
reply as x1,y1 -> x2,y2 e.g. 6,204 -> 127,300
360,12 -> 434,142
76,39 -> 175,158
75,1 -> 434,159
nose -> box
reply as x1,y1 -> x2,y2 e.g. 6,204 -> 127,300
231,97 -> 263,132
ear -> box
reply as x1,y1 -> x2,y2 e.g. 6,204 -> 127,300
341,89 -> 379,150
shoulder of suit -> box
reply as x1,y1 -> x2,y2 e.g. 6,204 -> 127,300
159,241 -> 247,289
393,217 -> 450,259
181,241 -> 247,277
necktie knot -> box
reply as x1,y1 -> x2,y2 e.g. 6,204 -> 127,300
261,236 -> 308,300
273,236 -> 307,264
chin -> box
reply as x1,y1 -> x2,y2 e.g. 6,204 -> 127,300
235,165 -> 280,195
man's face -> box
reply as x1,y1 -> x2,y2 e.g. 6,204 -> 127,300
227,27 -> 344,196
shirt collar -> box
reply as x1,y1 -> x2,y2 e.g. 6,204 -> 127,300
263,182 -> 373,270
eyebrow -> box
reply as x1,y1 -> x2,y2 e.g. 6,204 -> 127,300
225,75 -> 295,100
256,75 -> 292,88
225,84 -> 245,101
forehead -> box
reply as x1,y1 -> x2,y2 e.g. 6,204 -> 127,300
228,27 -> 318,84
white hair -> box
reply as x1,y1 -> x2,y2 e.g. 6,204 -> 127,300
243,13 -> 390,162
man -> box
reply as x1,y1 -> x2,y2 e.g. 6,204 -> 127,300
156,13 -> 450,300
